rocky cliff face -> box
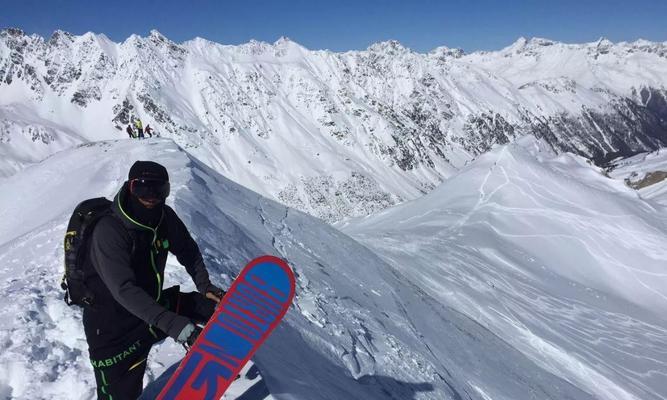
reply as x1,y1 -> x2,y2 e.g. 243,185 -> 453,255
1,29 -> 666,221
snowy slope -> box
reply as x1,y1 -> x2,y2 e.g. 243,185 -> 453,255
0,138 -> 599,400
340,137 -> 667,400
2,28 -> 667,221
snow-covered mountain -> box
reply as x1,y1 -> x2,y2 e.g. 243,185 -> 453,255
340,136 -> 667,400
1,28 -> 666,221
0,138 -> 615,400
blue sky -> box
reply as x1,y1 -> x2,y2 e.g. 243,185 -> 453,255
1,0 -> 666,52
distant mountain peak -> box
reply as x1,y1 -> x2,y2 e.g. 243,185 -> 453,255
367,40 -> 410,55
594,36 -> 614,48
429,45 -> 465,59
272,36 -> 308,56
504,37 -> 560,54
595,36 -> 612,44
1,27 -> 25,37
48,29 -> 75,46
147,29 -> 181,50
149,29 -> 166,40
274,36 -> 293,45
528,37 -> 557,46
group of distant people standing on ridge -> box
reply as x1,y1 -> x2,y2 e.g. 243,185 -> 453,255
126,118 -> 154,139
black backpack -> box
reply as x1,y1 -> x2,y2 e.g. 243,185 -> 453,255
61,197 -> 112,307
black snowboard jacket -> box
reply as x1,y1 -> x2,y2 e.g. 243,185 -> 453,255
83,183 -> 215,350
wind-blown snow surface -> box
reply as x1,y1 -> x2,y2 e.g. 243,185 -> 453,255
0,138 -> 600,400
340,137 -> 667,400
2,28 -> 667,221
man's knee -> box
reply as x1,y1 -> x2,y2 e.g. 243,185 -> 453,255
92,350 -> 149,399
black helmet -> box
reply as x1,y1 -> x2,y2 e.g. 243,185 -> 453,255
128,161 -> 170,199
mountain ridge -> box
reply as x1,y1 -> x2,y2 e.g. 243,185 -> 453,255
1,27 -> 666,222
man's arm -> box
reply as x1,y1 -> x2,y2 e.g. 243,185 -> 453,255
90,217 -> 190,339
166,207 -> 222,297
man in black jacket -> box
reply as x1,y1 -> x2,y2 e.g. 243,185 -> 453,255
83,161 -> 224,399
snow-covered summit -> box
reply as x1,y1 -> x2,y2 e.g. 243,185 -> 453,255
367,39 -> 411,55
502,36 -> 558,53
428,45 -> 464,59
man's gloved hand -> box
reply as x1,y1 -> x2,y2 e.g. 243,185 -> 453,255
176,322 -> 203,348
205,284 -> 226,303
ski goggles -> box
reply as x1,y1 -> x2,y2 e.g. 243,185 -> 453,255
129,178 -> 170,199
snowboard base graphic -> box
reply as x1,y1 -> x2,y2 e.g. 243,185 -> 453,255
158,255 -> 295,400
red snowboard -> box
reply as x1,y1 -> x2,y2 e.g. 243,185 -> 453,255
158,255 -> 295,400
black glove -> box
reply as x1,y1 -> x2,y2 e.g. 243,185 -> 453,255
205,284 -> 226,302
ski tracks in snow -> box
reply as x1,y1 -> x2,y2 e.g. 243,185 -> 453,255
450,147 -> 511,233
